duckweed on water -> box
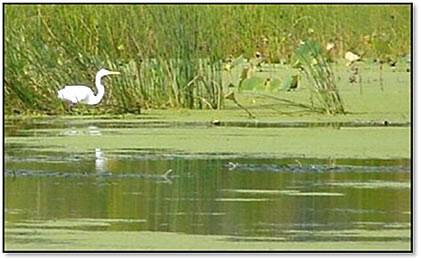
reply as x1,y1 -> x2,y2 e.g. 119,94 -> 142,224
5,125 -> 410,159
5,227 -> 410,251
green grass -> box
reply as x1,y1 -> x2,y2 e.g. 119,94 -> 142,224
4,4 -> 411,115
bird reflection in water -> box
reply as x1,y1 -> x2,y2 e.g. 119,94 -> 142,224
95,148 -> 106,173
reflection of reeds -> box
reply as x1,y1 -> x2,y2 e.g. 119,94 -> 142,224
294,40 -> 345,114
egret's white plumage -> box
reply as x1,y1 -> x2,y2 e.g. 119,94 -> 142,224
57,69 -> 120,105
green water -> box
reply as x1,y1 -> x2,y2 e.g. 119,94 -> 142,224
4,118 -> 411,251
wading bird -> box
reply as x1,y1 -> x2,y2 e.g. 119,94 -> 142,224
57,69 -> 120,106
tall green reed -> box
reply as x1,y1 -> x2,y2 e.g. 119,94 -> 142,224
4,4 -> 410,115
294,40 -> 345,114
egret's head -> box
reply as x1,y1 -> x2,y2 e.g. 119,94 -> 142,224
97,68 -> 120,78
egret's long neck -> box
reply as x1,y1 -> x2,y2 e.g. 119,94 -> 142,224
89,74 -> 106,105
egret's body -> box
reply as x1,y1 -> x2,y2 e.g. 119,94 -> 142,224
57,69 -> 120,105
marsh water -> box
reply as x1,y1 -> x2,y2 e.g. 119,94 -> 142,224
4,118 -> 411,251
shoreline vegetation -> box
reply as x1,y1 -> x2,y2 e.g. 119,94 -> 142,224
4,4 -> 411,116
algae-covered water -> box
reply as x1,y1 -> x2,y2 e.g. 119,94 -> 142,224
4,114 -> 411,251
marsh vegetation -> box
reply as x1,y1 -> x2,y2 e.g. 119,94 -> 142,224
4,4 -> 411,116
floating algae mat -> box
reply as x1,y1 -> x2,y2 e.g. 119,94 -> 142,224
4,116 -> 411,251
4,117 -> 410,159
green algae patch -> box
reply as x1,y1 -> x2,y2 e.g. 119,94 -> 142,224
6,125 -> 410,159
5,227 -> 410,251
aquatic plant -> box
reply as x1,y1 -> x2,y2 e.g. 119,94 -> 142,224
3,4 -> 410,114
294,39 -> 345,114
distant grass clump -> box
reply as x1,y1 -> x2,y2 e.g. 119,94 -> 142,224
4,4 -> 411,115
294,40 -> 345,115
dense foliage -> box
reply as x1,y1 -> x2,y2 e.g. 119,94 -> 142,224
4,4 -> 411,114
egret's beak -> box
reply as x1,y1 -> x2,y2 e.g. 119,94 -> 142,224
109,71 -> 120,75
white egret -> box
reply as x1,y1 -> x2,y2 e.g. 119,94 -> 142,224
57,68 -> 120,105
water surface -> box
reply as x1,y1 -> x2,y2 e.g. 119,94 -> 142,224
4,119 -> 411,251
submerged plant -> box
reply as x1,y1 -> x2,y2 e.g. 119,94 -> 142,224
294,39 -> 345,114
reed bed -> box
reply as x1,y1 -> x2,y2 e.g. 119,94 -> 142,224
4,4 -> 411,115
294,40 -> 345,115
